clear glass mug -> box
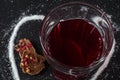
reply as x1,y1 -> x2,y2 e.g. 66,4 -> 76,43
39,2 -> 114,80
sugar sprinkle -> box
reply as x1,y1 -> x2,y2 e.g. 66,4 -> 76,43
7,14 -> 116,80
8,15 -> 45,80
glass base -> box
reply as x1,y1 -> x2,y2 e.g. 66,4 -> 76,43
53,69 -> 87,80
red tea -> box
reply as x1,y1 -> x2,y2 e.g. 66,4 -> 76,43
48,19 -> 103,67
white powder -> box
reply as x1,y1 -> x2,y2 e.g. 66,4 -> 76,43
8,15 -> 45,80
7,14 -> 116,80
90,39 -> 116,80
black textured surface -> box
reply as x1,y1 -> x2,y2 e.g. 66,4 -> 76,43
0,0 -> 120,80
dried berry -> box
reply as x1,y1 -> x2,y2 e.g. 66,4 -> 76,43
15,38 -> 46,75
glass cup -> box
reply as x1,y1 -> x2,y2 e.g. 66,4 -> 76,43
39,2 -> 114,80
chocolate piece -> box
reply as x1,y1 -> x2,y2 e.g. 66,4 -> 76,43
15,38 -> 45,75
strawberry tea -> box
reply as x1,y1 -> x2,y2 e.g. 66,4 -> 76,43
40,2 -> 114,80
48,19 -> 103,67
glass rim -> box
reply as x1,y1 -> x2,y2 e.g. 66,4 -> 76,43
42,1 -> 113,30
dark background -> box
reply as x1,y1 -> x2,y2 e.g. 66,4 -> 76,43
0,0 -> 120,80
